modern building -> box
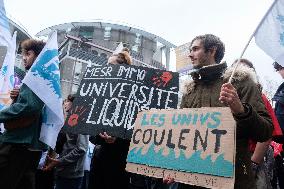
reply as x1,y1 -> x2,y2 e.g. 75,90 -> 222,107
0,17 -> 31,69
36,21 -> 176,98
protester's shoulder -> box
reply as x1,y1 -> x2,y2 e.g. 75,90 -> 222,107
20,84 -> 36,95
180,79 -> 195,96
19,84 -> 44,105
277,82 -> 284,92
223,64 -> 258,85
18,83 -> 30,94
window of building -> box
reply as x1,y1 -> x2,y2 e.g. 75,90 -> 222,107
104,27 -> 111,41
74,62 -> 82,81
132,33 -> 142,53
71,84 -> 79,94
91,49 -> 98,56
79,26 -> 94,40
100,53 -> 107,59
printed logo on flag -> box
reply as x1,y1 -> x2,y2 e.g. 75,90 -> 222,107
254,0 -> 284,66
30,49 -> 62,99
277,15 -> 284,46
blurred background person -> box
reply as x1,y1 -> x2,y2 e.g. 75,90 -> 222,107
43,95 -> 89,189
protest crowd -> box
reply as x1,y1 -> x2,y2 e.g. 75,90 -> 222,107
1,0 -> 284,189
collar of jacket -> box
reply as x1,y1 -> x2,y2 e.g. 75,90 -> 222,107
181,63 -> 258,96
190,62 -> 227,82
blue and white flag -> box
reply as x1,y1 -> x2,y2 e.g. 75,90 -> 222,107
0,32 -> 16,110
0,0 -> 16,111
23,31 -> 64,149
255,0 -> 284,66
0,0 -> 11,46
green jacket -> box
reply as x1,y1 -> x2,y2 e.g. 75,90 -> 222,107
180,63 -> 273,189
0,84 -> 47,150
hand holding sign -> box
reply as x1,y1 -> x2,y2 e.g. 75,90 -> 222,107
10,87 -> 19,101
42,155 -> 60,171
163,174 -> 175,184
99,132 -> 116,144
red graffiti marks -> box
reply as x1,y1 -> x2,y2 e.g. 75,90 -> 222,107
152,72 -> 173,87
67,106 -> 86,127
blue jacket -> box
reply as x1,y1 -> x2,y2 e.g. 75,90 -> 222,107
273,82 -> 284,131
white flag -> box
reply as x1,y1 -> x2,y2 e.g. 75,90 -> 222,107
113,42 -> 124,54
0,0 -> 16,110
0,32 -> 16,110
23,31 -> 64,149
255,0 -> 284,66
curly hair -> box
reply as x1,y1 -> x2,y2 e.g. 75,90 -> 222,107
191,34 -> 225,64
20,39 -> 46,56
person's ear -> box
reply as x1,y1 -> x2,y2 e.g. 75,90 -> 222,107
209,47 -> 217,58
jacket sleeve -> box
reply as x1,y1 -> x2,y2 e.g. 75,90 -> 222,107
58,134 -> 89,165
234,80 -> 273,142
262,94 -> 282,136
89,134 -> 130,146
89,135 -> 104,145
0,84 -> 44,122
180,95 -> 186,108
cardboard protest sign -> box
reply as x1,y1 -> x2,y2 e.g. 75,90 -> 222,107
126,107 -> 236,189
63,64 -> 179,139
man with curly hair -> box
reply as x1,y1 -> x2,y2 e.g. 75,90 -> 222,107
0,39 -> 47,189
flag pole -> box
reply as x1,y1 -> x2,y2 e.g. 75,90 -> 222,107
228,0 -> 279,83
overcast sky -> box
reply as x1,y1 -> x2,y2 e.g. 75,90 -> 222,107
4,0 -> 283,87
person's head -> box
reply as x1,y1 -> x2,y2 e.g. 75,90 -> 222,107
64,94 -> 75,113
21,39 -> 46,70
188,34 -> 225,69
233,58 -> 263,91
108,47 -> 132,65
273,62 -> 284,78
233,58 -> 255,71
107,54 -> 118,64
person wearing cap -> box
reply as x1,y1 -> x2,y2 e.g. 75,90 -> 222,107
272,62 -> 284,134
88,48 -> 132,189
271,62 -> 284,188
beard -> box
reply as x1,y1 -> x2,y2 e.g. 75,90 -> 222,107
193,54 -> 212,69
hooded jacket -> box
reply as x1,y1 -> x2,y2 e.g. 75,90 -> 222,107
180,63 -> 273,189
